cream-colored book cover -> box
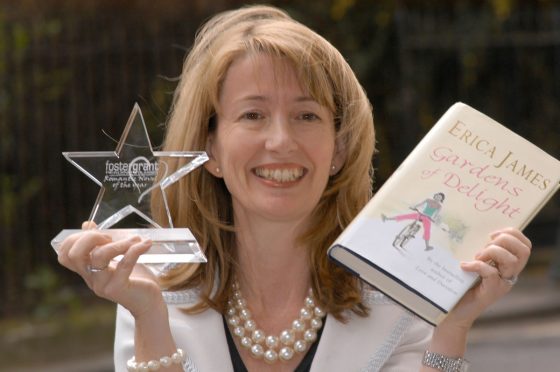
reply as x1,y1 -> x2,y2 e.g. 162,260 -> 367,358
328,102 -> 560,325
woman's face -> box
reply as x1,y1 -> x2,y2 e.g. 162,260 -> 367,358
206,54 -> 342,223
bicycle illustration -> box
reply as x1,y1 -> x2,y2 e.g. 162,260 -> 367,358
381,192 -> 445,252
390,208 -> 432,250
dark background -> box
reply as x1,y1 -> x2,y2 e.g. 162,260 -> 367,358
0,0 -> 559,368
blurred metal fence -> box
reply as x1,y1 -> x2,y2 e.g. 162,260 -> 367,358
0,4 -> 203,316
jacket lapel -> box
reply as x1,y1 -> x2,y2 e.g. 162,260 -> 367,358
310,303 -> 413,372
169,305 -> 234,371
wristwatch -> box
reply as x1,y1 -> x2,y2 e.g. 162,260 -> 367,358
422,351 -> 470,372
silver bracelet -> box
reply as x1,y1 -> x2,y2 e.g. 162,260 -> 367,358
126,348 -> 185,371
422,350 -> 470,372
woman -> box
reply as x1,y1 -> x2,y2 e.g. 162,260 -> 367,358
57,5 -> 531,371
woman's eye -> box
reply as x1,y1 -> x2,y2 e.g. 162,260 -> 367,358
300,112 -> 320,121
241,112 -> 263,120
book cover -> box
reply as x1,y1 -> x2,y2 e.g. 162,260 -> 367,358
328,102 -> 560,325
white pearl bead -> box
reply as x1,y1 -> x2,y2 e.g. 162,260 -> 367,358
236,298 -> 247,308
292,319 -> 305,332
314,306 -> 325,317
294,339 -> 308,353
226,307 -> 236,316
138,362 -> 149,372
233,290 -> 242,300
265,335 -> 279,349
228,315 -> 241,327
147,360 -> 160,371
252,329 -> 265,344
159,356 -> 172,367
304,329 -> 317,342
264,349 -> 278,363
241,336 -> 252,348
279,346 -> 295,361
310,318 -> 322,330
250,344 -> 264,358
305,296 -> 315,308
239,308 -> 251,320
233,326 -> 245,337
280,330 -> 295,345
300,307 -> 312,320
126,359 -> 137,371
244,319 -> 256,331
171,351 -> 183,364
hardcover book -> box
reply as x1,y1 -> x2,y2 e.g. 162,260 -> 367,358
328,102 -> 560,325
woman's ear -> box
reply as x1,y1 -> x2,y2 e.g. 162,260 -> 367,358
330,136 -> 346,175
204,135 -> 223,178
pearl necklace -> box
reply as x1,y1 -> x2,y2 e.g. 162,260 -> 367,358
226,281 -> 326,364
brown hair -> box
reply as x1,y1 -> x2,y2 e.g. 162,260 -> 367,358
152,5 -> 375,320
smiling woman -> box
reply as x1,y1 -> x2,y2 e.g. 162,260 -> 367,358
150,5 -> 376,326
205,54 -> 340,223
54,4 -> 532,372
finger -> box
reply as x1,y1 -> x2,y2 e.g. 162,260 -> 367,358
461,259 -> 516,291
57,232 -> 84,263
110,239 -> 152,287
461,260 -> 503,290
82,221 -> 98,230
84,237 -> 145,298
89,235 -> 142,270
480,231 -> 531,260
475,244 -> 518,278
490,227 -> 532,250
476,234 -> 530,277
62,231 -> 112,272
461,259 -> 499,280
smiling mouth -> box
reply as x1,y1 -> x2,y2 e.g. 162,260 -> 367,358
253,167 -> 305,183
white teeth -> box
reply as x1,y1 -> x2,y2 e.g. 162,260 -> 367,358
255,167 -> 304,183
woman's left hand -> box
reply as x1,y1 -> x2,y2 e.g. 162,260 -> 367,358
444,227 -> 532,330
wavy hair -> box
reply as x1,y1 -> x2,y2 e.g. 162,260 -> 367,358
151,5 -> 375,320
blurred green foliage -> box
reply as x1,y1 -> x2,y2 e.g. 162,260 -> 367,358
24,265 -> 82,320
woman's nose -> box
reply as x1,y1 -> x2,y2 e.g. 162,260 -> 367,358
264,118 -> 297,154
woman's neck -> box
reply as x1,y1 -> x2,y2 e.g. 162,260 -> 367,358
233,210 -> 312,328
227,210 -> 320,371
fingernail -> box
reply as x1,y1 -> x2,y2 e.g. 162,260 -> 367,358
129,235 -> 141,243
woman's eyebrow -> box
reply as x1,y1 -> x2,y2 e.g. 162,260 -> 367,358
234,95 -> 318,104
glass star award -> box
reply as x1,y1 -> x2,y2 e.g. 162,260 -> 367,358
51,103 -> 208,264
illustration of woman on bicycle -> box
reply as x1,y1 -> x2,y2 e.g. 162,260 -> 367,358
381,192 -> 445,251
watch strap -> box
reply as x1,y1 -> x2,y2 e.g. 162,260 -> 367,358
422,350 -> 470,372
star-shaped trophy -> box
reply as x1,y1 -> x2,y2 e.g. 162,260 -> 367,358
51,103 -> 208,263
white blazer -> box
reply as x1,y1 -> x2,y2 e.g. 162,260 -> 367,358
114,289 -> 433,372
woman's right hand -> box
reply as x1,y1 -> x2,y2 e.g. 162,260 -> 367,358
56,222 -> 164,319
